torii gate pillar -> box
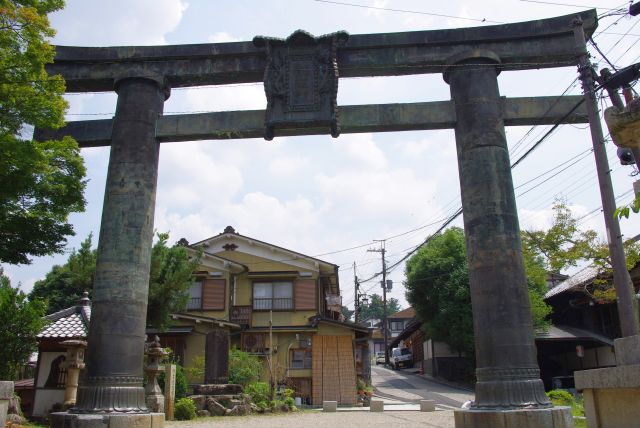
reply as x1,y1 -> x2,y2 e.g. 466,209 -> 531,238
52,76 -> 168,427
445,52 -> 573,427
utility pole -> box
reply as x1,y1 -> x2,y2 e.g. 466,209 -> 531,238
353,262 -> 360,323
573,18 -> 640,337
368,240 -> 388,364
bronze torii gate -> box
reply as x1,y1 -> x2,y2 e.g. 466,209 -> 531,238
41,10 -> 598,428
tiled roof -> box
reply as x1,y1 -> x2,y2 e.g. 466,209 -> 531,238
544,266 -> 600,299
388,307 -> 416,319
38,296 -> 91,339
535,324 -> 613,346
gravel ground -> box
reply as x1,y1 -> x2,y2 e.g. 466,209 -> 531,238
166,410 -> 457,428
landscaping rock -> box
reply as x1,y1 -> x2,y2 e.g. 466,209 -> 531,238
197,410 -> 210,418
228,404 -> 250,416
205,398 -> 226,416
190,395 -> 206,411
214,394 -> 234,407
225,408 -> 232,416
228,399 -> 243,408
193,384 -> 243,395
7,413 -> 26,425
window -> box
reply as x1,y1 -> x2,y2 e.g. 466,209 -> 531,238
253,281 -> 293,310
187,279 -> 225,310
187,281 -> 202,310
290,348 -> 312,369
390,321 -> 404,331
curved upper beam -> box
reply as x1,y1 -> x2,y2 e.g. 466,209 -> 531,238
48,9 -> 597,92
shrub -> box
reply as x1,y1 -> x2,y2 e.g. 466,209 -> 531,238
284,396 -> 295,409
546,389 -> 574,407
174,398 -> 196,420
229,348 -> 262,386
246,381 -> 271,404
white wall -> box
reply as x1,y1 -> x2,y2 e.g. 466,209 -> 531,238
32,351 -> 65,417
32,389 -> 64,418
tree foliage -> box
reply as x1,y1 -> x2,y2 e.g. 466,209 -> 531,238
29,232 -> 199,329
147,233 -> 199,330
615,194 -> 640,220
0,0 -> 86,265
29,233 -> 96,313
404,228 -> 474,356
357,293 -> 402,321
523,200 -> 640,303
229,348 -> 263,386
404,227 -> 552,358
0,269 -> 47,380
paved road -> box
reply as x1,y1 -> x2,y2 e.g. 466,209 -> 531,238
371,365 -> 475,410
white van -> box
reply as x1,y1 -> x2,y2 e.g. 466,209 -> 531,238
390,347 -> 412,369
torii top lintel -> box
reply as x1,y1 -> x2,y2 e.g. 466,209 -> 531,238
48,10 -> 597,93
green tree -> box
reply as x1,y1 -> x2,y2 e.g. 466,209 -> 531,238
404,227 -> 552,358
357,293 -> 401,321
29,233 -> 96,313
404,227 -> 474,356
29,232 -> 199,329
229,348 -> 263,386
341,306 -> 354,321
523,200 -> 640,303
0,268 -> 47,380
147,232 -> 199,330
0,0 -> 87,265
521,201 -> 596,273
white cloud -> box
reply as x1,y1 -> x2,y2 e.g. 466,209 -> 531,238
208,32 -> 241,43
51,0 -> 188,45
316,168 -> 438,219
176,85 -> 266,113
519,203 -> 595,232
268,156 -> 311,176
335,134 -> 387,169
157,143 -> 244,210
220,192 -> 320,247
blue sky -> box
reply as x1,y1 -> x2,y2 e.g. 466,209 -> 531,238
4,0 -> 640,311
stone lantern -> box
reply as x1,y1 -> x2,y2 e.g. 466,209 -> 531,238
144,336 -> 167,413
60,339 -> 87,408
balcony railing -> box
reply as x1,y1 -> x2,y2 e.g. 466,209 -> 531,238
253,298 -> 293,311
187,297 -> 201,310
231,305 -> 252,327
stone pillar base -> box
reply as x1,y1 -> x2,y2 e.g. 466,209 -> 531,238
454,406 -> 573,428
50,412 -> 165,428
575,363 -> 640,428
0,381 -> 14,428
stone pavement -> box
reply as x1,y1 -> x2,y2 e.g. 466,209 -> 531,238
166,408 -> 457,428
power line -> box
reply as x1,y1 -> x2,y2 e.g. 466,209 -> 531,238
518,0 -> 621,11
312,0 -> 502,24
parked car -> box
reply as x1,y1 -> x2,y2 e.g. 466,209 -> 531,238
375,351 -> 385,365
390,347 -> 412,369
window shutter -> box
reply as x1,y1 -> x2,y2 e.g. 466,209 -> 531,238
202,279 -> 225,310
294,279 -> 316,310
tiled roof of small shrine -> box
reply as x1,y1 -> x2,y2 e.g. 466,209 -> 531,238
38,293 -> 91,339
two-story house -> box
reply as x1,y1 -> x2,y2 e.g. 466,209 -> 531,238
162,226 -> 368,405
